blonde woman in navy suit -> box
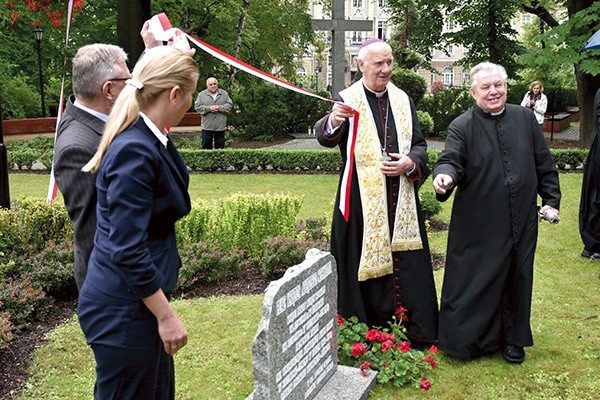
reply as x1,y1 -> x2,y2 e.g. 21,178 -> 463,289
79,44 -> 198,399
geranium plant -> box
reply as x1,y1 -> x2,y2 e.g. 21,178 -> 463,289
337,307 -> 437,392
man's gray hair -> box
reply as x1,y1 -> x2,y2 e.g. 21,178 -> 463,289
72,44 -> 128,101
357,40 -> 392,63
470,62 -> 508,88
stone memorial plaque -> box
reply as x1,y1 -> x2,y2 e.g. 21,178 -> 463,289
247,249 -> 376,400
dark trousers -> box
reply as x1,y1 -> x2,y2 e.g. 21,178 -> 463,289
92,343 -> 174,400
79,284 -> 175,400
202,129 -> 225,149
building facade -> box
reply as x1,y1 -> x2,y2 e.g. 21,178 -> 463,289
301,0 -> 393,91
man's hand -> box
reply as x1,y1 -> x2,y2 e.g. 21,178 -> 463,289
171,30 -> 196,57
141,20 -> 162,50
433,174 -> 454,194
329,103 -> 354,128
380,154 -> 415,177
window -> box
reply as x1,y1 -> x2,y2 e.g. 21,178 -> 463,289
377,21 -> 387,40
462,69 -> 471,87
296,66 -> 306,75
351,31 -> 363,44
442,67 -> 454,87
353,0 -> 363,8
445,19 -> 455,31
445,45 -> 455,56
378,0 -> 388,7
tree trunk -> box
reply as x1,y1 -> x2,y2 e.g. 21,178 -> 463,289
574,67 -> 600,147
227,0 -> 251,91
568,0 -> 599,148
117,0 -> 151,65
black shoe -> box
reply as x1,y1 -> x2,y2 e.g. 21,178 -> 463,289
582,249 -> 600,260
582,249 -> 593,258
502,345 -> 525,363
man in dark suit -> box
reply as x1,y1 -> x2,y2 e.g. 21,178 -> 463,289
53,44 -> 129,290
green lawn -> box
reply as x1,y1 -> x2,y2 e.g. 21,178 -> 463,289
8,172 -> 600,400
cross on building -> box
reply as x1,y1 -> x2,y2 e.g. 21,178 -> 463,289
312,0 -> 373,97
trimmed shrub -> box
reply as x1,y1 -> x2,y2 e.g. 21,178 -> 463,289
255,236 -> 328,280
176,241 -> 246,294
0,277 -> 50,330
177,193 -> 303,257
416,110 -> 434,136
3,241 -> 76,299
10,197 -> 72,252
295,217 -> 330,242
0,308 -> 12,349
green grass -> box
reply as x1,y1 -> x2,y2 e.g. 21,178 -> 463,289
9,172 -> 600,399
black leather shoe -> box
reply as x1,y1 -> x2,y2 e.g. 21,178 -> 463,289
502,345 -> 525,363
582,249 -> 600,260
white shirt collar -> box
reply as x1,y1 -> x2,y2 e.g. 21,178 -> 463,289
73,99 -> 109,122
139,112 -> 168,148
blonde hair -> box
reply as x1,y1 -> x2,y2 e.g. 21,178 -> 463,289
529,81 -> 544,92
83,46 -> 199,173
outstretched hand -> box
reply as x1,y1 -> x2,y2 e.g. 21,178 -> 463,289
433,174 -> 454,195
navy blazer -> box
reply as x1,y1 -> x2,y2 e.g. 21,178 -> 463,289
84,118 -> 191,300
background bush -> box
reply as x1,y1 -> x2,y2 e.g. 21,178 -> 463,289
177,241 -> 247,294
177,193 -> 303,257
391,68 -> 428,106
228,81 -> 331,141
418,88 -> 474,137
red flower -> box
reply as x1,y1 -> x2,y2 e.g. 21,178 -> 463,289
381,332 -> 396,343
397,340 -> 411,353
425,355 -> 436,369
351,342 -> 367,357
365,328 -> 382,342
429,345 -> 438,355
382,362 -> 389,368
421,377 -> 431,392
395,306 -> 409,321
359,361 -> 371,377
381,340 -> 394,352
337,314 -> 345,327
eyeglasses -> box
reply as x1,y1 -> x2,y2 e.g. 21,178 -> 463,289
108,77 -> 132,82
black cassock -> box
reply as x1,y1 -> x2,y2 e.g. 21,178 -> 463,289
434,104 -> 561,359
579,88 -> 600,254
315,88 -> 438,344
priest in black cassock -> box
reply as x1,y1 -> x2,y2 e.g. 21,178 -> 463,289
433,62 -> 561,363
579,87 -> 600,260
314,39 -> 438,347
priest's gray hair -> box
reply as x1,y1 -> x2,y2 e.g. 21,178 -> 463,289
470,62 -> 508,89
357,40 -> 392,62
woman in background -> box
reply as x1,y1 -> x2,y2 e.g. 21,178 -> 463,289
520,80 -> 548,129
79,45 -> 198,399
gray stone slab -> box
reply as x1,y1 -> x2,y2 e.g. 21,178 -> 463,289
247,249 -> 376,400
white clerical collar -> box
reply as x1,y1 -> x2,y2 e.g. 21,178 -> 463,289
73,99 -> 109,122
139,112 -> 168,148
490,107 -> 505,116
361,79 -> 388,97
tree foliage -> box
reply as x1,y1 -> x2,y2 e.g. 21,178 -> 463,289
0,0 -> 318,125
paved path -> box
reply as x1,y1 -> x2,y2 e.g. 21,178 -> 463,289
267,125 -> 580,151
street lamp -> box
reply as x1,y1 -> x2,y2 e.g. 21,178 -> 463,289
33,27 -> 45,117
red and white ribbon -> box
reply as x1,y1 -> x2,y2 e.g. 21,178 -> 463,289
47,0 -> 75,203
